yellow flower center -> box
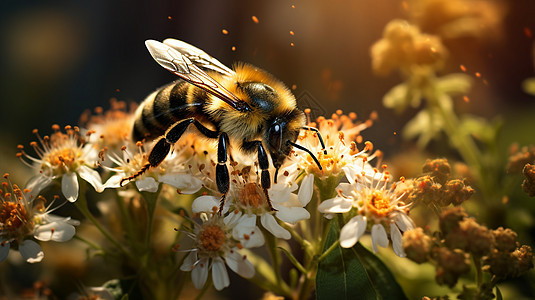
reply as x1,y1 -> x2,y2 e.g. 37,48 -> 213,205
199,225 -> 226,252
46,148 -> 81,171
0,201 -> 29,233
239,183 -> 264,208
366,190 -> 393,218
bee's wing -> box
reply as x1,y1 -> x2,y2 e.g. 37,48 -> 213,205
163,38 -> 235,77
145,40 -> 250,112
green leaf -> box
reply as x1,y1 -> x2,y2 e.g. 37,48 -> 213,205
495,285 -> 503,300
316,221 -> 376,300
354,244 -> 408,300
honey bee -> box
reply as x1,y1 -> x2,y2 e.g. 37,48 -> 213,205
122,39 -> 325,212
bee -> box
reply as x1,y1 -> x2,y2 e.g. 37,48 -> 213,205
122,39 -> 325,213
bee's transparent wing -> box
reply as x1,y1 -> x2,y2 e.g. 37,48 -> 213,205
145,40 -> 249,112
163,38 -> 235,77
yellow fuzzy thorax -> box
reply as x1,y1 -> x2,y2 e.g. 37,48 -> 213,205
203,63 -> 299,142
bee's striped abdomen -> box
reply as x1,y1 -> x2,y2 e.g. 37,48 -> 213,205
133,80 -> 200,142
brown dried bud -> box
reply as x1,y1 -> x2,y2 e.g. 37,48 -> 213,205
408,175 -> 442,205
442,179 -> 474,206
522,163 -> 535,197
423,158 -> 451,185
435,248 -> 470,287
506,144 -> 535,174
402,228 -> 433,263
492,227 -> 518,252
439,207 -> 467,235
483,245 -> 534,279
511,245 -> 534,277
445,218 -> 493,256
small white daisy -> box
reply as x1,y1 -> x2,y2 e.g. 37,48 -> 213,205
193,162 -> 312,240
101,141 -> 203,194
18,125 -> 103,202
318,165 -> 414,257
180,212 -> 257,291
0,175 -> 79,263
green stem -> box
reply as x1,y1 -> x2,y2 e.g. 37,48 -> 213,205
195,276 -> 212,300
473,255 -> 483,287
140,188 -> 161,247
75,182 -> 129,255
278,246 -> 307,274
264,228 -> 283,288
74,235 -> 103,251
316,238 -> 339,262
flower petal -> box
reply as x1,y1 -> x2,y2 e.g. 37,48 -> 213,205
211,257 -> 230,291
19,240 -> 44,263
180,251 -> 198,271
318,196 -> 352,213
25,175 -> 53,200
394,213 -> 414,232
275,206 -> 310,224
0,240 -> 10,262
233,217 -> 264,248
225,248 -> 255,278
298,174 -> 314,206
102,174 -> 123,190
342,165 -> 357,183
34,221 -> 76,242
371,224 -> 389,253
135,177 -> 159,192
224,210 -> 243,228
269,183 -> 291,204
260,214 -> 290,239
78,165 -> 103,192
159,173 -> 203,194
62,172 -> 79,202
390,224 -> 406,257
192,196 -> 219,213
340,215 -> 367,248
191,257 -> 209,289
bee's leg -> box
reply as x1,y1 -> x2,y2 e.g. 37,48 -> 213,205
301,126 -> 327,155
121,118 -> 218,186
216,132 -> 230,214
243,140 -> 277,212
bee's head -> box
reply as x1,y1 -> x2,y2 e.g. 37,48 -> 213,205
265,108 -> 305,180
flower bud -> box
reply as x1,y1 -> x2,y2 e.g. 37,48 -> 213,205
402,228 -> 433,263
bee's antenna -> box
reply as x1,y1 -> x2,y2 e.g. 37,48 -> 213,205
301,126 -> 327,155
287,141 -> 322,170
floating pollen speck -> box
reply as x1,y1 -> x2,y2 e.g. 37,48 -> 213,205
291,84 -> 297,90
525,27 -> 532,38
463,96 -> 469,103
290,30 -> 295,36
460,65 -> 467,72
252,16 -> 259,23
167,16 -> 172,20
231,46 -> 236,51
475,72 -> 481,78
222,29 -> 229,35
402,1 -> 408,10
290,42 -> 295,47
291,4 -> 295,8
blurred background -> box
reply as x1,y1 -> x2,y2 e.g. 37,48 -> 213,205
1,0 -> 535,298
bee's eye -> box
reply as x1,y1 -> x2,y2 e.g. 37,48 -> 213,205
268,123 -> 282,151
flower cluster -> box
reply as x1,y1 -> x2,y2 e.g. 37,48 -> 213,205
403,207 -> 533,294
0,174 -> 78,263
370,19 -> 448,77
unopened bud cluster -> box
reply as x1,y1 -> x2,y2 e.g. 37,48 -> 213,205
402,207 -> 533,290
405,159 -> 474,207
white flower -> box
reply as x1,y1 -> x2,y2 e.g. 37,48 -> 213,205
101,142 -> 203,194
18,125 -> 103,202
0,175 -> 78,263
288,110 -> 377,180
180,212 -> 256,290
193,162 -> 312,240
318,165 -> 414,257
